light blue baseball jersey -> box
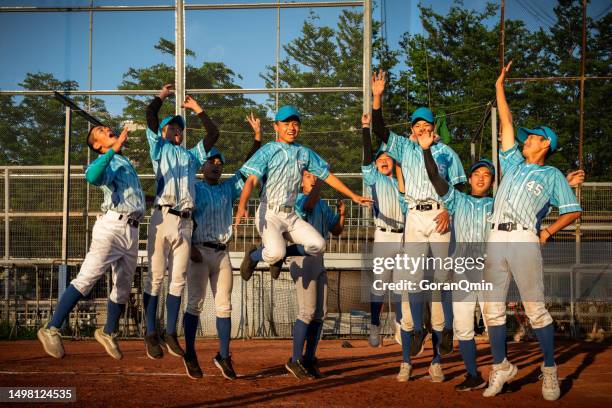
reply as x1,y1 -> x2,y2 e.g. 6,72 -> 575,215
362,163 -> 406,230
192,172 -> 245,244
295,193 -> 339,240
240,142 -> 330,209
492,142 -> 582,230
146,128 -> 210,211
442,187 -> 493,242
384,132 -> 467,206
86,150 -> 146,219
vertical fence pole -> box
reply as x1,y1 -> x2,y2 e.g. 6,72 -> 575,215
491,107 -> 498,194
4,169 -> 9,319
175,0 -> 186,145
275,1 -> 281,111
59,106 -> 72,299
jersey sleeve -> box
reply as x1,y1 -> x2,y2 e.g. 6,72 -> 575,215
189,140 -> 209,169
146,127 -> 165,162
85,150 -> 115,186
499,142 -> 524,174
440,185 -> 466,215
306,148 -> 330,181
550,169 -> 582,215
383,131 -> 409,163
361,163 -> 379,186
226,171 -> 246,201
445,145 -> 467,186
240,144 -> 270,181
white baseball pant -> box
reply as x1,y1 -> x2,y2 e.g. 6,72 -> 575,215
289,254 -> 328,325
371,228 -> 403,297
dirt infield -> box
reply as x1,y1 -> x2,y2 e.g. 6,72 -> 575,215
0,337 -> 609,407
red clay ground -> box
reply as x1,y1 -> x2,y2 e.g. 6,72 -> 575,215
0,337 -> 609,407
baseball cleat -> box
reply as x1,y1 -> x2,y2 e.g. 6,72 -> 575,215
410,330 -> 426,356
285,358 -> 313,380
144,331 -> 164,359
94,328 -> 123,360
540,364 -> 560,401
439,328 -> 454,356
429,363 -> 445,382
240,245 -> 259,281
162,330 -> 185,357
394,322 -> 402,345
482,358 -> 518,397
269,259 -> 283,280
37,326 -> 65,359
214,352 -> 237,380
396,362 -> 412,382
368,324 -> 381,347
183,355 -> 203,379
302,357 -> 325,379
455,373 -> 486,391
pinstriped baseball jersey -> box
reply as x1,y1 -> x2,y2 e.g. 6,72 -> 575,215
442,187 -> 493,242
492,143 -> 582,230
240,142 -> 330,209
362,163 -> 405,230
146,128 -> 210,211
295,194 -> 339,240
192,172 -> 245,244
384,131 -> 467,206
86,153 -> 145,219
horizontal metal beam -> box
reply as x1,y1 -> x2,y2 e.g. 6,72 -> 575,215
0,2 -> 363,13
0,87 -> 362,96
507,76 -> 611,82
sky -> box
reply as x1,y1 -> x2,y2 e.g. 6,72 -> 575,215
0,0 -> 609,115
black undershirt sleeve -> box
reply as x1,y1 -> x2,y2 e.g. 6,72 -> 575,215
423,147 -> 449,197
362,127 -> 373,165
196,111 -> 219,153
371,108 -> 390,144
146,96 -> 163,133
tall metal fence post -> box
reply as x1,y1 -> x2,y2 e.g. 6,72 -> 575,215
4,168 -> 9,319
491,107 -> 498,194
175,0 -> 186,145
59,106 -> 72,300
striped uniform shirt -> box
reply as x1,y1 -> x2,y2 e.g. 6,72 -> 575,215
491,142 -> 582,231
146,128 -> 210,211
442,187 -> 493,243
384,131 -> 467,206
192,172 -> 245,245
240,142 -> 330,209
362,163 -> 405,230
86,150 -> 145,219
295,193 -> 339,240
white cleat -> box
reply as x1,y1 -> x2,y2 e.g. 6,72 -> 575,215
394,322 -> 402,345
540,364 -> 561,401
482,358 -> 518,397
37,326 -> 65,359
94,328 -> 123,360
368,324 -> 381,347
429,362 -> 445,382
397,362 -> 412,382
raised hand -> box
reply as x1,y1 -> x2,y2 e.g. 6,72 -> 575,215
159,83 -> 174,100
182,95 -> 203,114
112,125 -> 129,153
496,61 -> 513,88
417,129 -> 435,150
246,112 -> 262,141
371,69 -> 386,97
361,113 -> 370,128
566,169 -> 585,187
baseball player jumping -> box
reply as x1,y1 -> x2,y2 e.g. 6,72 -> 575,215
361,113 -> 405,347
482,62 -> 582,400
285,171 -> 345,379
372,71 -> 466,382
181,114 -> 262,380
38,125 -> 145,360
143,85 -> 218,359
235,105 -> 372,281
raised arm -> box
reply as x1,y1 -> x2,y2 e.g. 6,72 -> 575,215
85,126 -> 128,186
417,131 -> 449,197
324,173 -> 373,206
495,61 -> 515,151
371,70 -> 390,143
245,113 -> 263,163
182,95 -> 219,152
146,84 -> 173,134
361,113 -> 373,165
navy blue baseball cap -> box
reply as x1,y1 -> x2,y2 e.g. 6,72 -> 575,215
275,105 -> 301,122
207,147 -> 225,164
517,126 -> 558,152
159,115 -> 185,130
469,158 -> 495,176
410,107 -> 434,125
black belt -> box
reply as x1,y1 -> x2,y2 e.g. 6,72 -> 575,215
268,204 -> 293,213
378,227 -> 404,234
157,205 -> 191,219
414,203 -> 441,211
492,222 -> 529,231
117,214 -> 139,228
200,242 -> 227,251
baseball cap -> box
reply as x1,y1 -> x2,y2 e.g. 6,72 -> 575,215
207,147 -> 225,164
469,158 -> 495,176
275,105 -> 301,122
159,115 -> 185,130
410,107 -> 434,125
516,126 -> 558,152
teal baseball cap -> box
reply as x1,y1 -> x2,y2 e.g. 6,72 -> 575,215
159,115 -> 185,130
275,105 -> 301,122
469,158 -> 495,176
517,126 -> 558,152
410,107 -> 434,125
207,147 -> 225,164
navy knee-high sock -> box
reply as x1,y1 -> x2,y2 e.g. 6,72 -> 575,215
394,300 -> 403,323
400,329 -> 412,364
488,324 -> 507,364
533,323 -> 555,367
441,290 -> 453,330
286,244 -> 307,257
432,330 -> 442,364
183,312 -> 199,360
304,320 -> 323,361
292,320 -> 309,363
216,317 -> 231,359
250,247 -> 263,262
143,292 -> 150,311
370,294 -> 384,326
145,294 -> 158,334
409,292 -> 424,332
104,300 -> 125,335
48,285 -> 83,329
459,339 -> 478,377
165,294 -> 182,335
